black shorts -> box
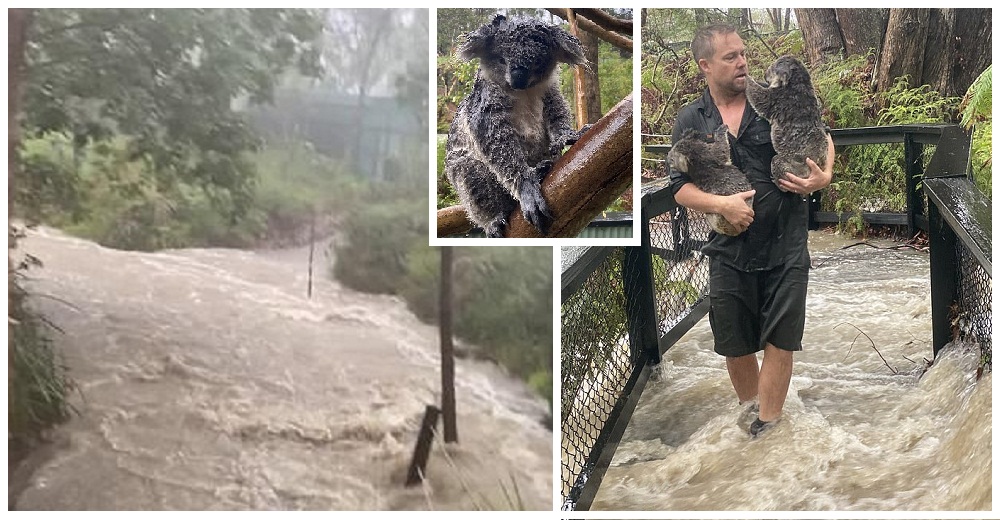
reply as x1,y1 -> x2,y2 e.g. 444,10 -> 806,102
707,252 -> 809,357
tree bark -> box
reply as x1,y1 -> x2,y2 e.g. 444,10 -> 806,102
8,8 -> 33,422
952,8 -> 992,98
567,10 -> 588,127
922,9 -> 957,97
876,9 -> 930,91
9,9 -> 32,218
795,8 -> 844,65
439,246 -> 457,443
579,27 -> 602,125
835,8 -> 889,57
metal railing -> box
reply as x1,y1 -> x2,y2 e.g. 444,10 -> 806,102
563,123 -> 991,510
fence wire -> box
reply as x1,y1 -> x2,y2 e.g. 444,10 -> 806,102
560,194 -> 711,508
955,241 -> 992,372
560,249 -> 631,505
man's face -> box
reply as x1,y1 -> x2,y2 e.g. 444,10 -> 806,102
700,32 -> 748,96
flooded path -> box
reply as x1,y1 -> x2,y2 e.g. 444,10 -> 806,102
12,227 -> 552,510
592,232 -> 990,510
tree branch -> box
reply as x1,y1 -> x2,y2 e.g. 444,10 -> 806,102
437,93 -> 633,238
572,9 -> 633,34
546,8 -> 632,52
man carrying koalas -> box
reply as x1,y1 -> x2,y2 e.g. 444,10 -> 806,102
668,23 -> 835,438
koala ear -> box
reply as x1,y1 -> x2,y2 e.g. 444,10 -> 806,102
457,23 -> 495,61
552,28 -> 587,66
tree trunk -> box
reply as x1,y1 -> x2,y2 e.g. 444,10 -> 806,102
876,9 -> 930,91
922,9 -> 957,97
835,8 -> 889,57
8,8 -> 33,422
439,246 -> 457,443
952,8 -> 992,98
567,10 -> 588,128
580,28 -> 602,125
795,8 -> 845,65
9,9 -> 31,218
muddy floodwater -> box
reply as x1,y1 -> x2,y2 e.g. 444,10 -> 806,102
12,227 -> 552,510
591,232 -> 991,511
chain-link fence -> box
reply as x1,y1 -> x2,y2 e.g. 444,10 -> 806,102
955,242 -> 992,371
560,185 -> 710,510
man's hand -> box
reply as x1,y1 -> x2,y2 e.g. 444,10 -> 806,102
777,134 -> 835,195
777,158 -> 829,195
720,189 -> 755,233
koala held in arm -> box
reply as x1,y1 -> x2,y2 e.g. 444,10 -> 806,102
444,14 -> 589,237
745,55 -> 829,191
668,125 -> 753,236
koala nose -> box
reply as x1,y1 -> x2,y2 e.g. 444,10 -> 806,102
509,67 -> 530,89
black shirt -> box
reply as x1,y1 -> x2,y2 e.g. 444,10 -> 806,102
669,88 -> 808,272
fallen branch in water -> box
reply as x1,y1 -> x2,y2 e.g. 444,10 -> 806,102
836,321 -> 897,374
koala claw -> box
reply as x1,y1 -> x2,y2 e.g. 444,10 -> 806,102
519,182 -> 554,236
535,159 -> 555,179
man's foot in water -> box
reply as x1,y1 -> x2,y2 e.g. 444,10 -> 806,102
749,418 -> 774,438
737,400 -> 759,430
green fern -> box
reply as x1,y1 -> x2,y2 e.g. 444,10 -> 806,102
961,65 -> 991,130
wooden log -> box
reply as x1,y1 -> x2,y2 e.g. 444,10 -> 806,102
437,93 -> 633,238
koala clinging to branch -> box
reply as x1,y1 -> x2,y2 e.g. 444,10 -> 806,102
667,124 -> 753,236
745,55 -> 829,191
445,14 -> 589,237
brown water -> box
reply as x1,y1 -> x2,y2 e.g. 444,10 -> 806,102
11,227 -> 552,510
591,232 -> 991,510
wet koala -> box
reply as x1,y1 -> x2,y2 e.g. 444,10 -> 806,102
745,55 -> 828,190
445,14 -> 588,237
668,125 -> 752,236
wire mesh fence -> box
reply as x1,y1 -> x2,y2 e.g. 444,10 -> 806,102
560,248 -> 631,508
955,238 -> 992,372
560,186 -> 711,509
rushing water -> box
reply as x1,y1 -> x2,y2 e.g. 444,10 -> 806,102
591,231 -> 991,511
11,227 -> 552,511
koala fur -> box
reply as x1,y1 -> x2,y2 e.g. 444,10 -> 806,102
745,55 -> 828,190
668,124 -> 752,236
445,14 -> 588,237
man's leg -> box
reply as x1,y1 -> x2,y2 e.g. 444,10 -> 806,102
757,343 -> 793,422
726,353 -> 760,404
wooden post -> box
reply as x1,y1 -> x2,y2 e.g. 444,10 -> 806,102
440,247 -> 457,443
307,211 -> 315,299
405,405 -> 441,486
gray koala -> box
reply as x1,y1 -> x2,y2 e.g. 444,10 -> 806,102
745,55 -> 828,190
445,14 -> 588,237
667,124 -> 752,236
